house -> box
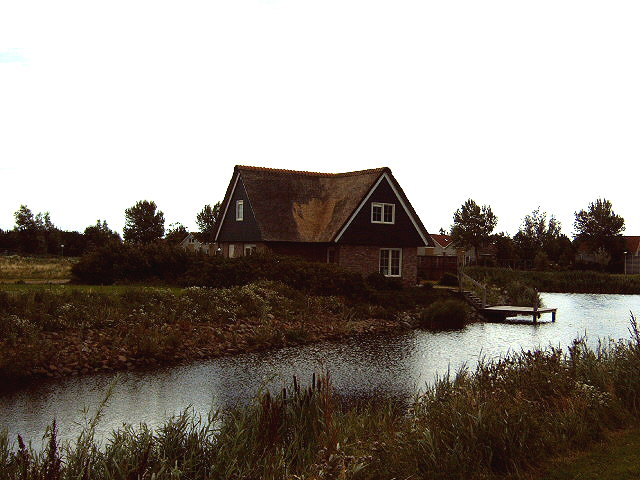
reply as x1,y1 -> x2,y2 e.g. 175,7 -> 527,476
624,236 -> 640,274
575,236 -> 640,273
179,233 -> 213,255
214,165 -> 433,285
417,234 -> 462,280
420,234 -> 459,257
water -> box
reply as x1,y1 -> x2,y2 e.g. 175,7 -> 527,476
2,292 -> 640,447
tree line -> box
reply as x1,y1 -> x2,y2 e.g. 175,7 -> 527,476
448,197 -> 627,272
0,200 -> 222,256
0,196 -> 629,272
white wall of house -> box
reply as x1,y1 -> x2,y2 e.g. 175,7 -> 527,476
625,253 -> 640,274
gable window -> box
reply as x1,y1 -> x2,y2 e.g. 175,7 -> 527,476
236,200 -> 244,221
379,248 -> 402,277
371,203 -> 395,224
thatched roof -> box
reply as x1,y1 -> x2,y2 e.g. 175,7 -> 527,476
217,165 -> 431,245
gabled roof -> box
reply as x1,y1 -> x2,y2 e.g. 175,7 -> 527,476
625,236 -> 640,253
576,236 -> 639,254
431,234 -> 455,249
216,165 -> 431,245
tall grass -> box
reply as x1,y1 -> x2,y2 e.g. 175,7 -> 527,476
3,316 -> 640,479
0,255 -> 77,282
0,282 -> 328,338
467,266 -> 640,294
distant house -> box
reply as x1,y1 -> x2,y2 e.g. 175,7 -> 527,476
214,165 -> 433,285
575,236 -> 640,273
179,233 -> 213,255
417,234 -> 462,280
624,236 -> 640,274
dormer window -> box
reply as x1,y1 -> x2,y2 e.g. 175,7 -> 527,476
236,200 -> 244,221
371,202 -> 395,224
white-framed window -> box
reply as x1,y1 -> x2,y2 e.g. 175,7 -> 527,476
229,244 -> 236,258
379,248 -> 402,277
244,244 -> 256,256
236,200 -> 244,221
371,202 -> 395,224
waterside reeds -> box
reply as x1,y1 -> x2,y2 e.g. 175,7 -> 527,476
3,317 -> 640,480
467,266 -> 640,294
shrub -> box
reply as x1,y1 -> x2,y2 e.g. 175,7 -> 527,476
72,242 -> 190,285
504,280 -> 541,307
419,298 -> 469,329
438,272 -> 459,287
365,272 -> 403,291
533,251 -> 551,270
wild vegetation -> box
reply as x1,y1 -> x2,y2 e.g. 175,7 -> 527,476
0,255 -> 76,283
3,318 -> 640,479
466,266 -> 640,295
0,280 -> 453,381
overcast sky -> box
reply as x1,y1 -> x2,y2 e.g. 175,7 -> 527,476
1,1 -> 638,239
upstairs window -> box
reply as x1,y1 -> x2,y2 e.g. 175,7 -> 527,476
236,200 -> 244,221
371,202 -> 395,224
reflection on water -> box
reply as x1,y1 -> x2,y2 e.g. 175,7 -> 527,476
2,293 -> 639,446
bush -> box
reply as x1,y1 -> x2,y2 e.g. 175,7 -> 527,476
365,272 -> 403,291
180,253 -> 368,298
72,242 -> 190,285
533,251 -> 551,270
504,280 -> 541,307
419,298 -> 469,329
438,272 -> 459,287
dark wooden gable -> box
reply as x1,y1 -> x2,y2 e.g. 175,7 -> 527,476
336,175 -> 427,247
216,176 -> 262,242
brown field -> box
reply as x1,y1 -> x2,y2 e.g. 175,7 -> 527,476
0,255 -> 77,283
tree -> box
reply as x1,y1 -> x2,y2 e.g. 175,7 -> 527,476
574,198 -> 625,248
574,198 -> 625,270
491,232 -> 516,264
14,205 -> 37,232
450,199 -> 497,261
165,222 -> 189,245
513,208 -> 562,262
196,202 -> 221,242
84,220 -> 121,250
123,200 -> 165,244
13,205 -> 58,254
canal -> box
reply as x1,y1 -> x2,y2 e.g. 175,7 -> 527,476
2,292 -> 640,446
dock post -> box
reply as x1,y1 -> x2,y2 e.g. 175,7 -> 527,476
552,310 -> 556,322
533,291 -> 538,324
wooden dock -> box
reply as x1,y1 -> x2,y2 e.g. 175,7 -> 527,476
481,305 -> 557,324
458,271 -> 557,324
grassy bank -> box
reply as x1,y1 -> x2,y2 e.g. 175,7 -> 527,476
540,428 -> 640,480
3,319 -> 640,479
0,255 -> 76,283
466,266 -> 640,294
0,281 -> 452,382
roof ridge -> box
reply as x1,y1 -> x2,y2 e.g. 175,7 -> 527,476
235,165 -> 389,177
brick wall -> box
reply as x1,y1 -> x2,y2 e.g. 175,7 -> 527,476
338,245 -> 418,285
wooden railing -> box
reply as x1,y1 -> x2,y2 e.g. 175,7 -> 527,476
459,271 -> 487,308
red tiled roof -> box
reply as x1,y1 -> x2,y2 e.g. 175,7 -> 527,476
625,236 -> 640,253
431,234 -> 454,248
